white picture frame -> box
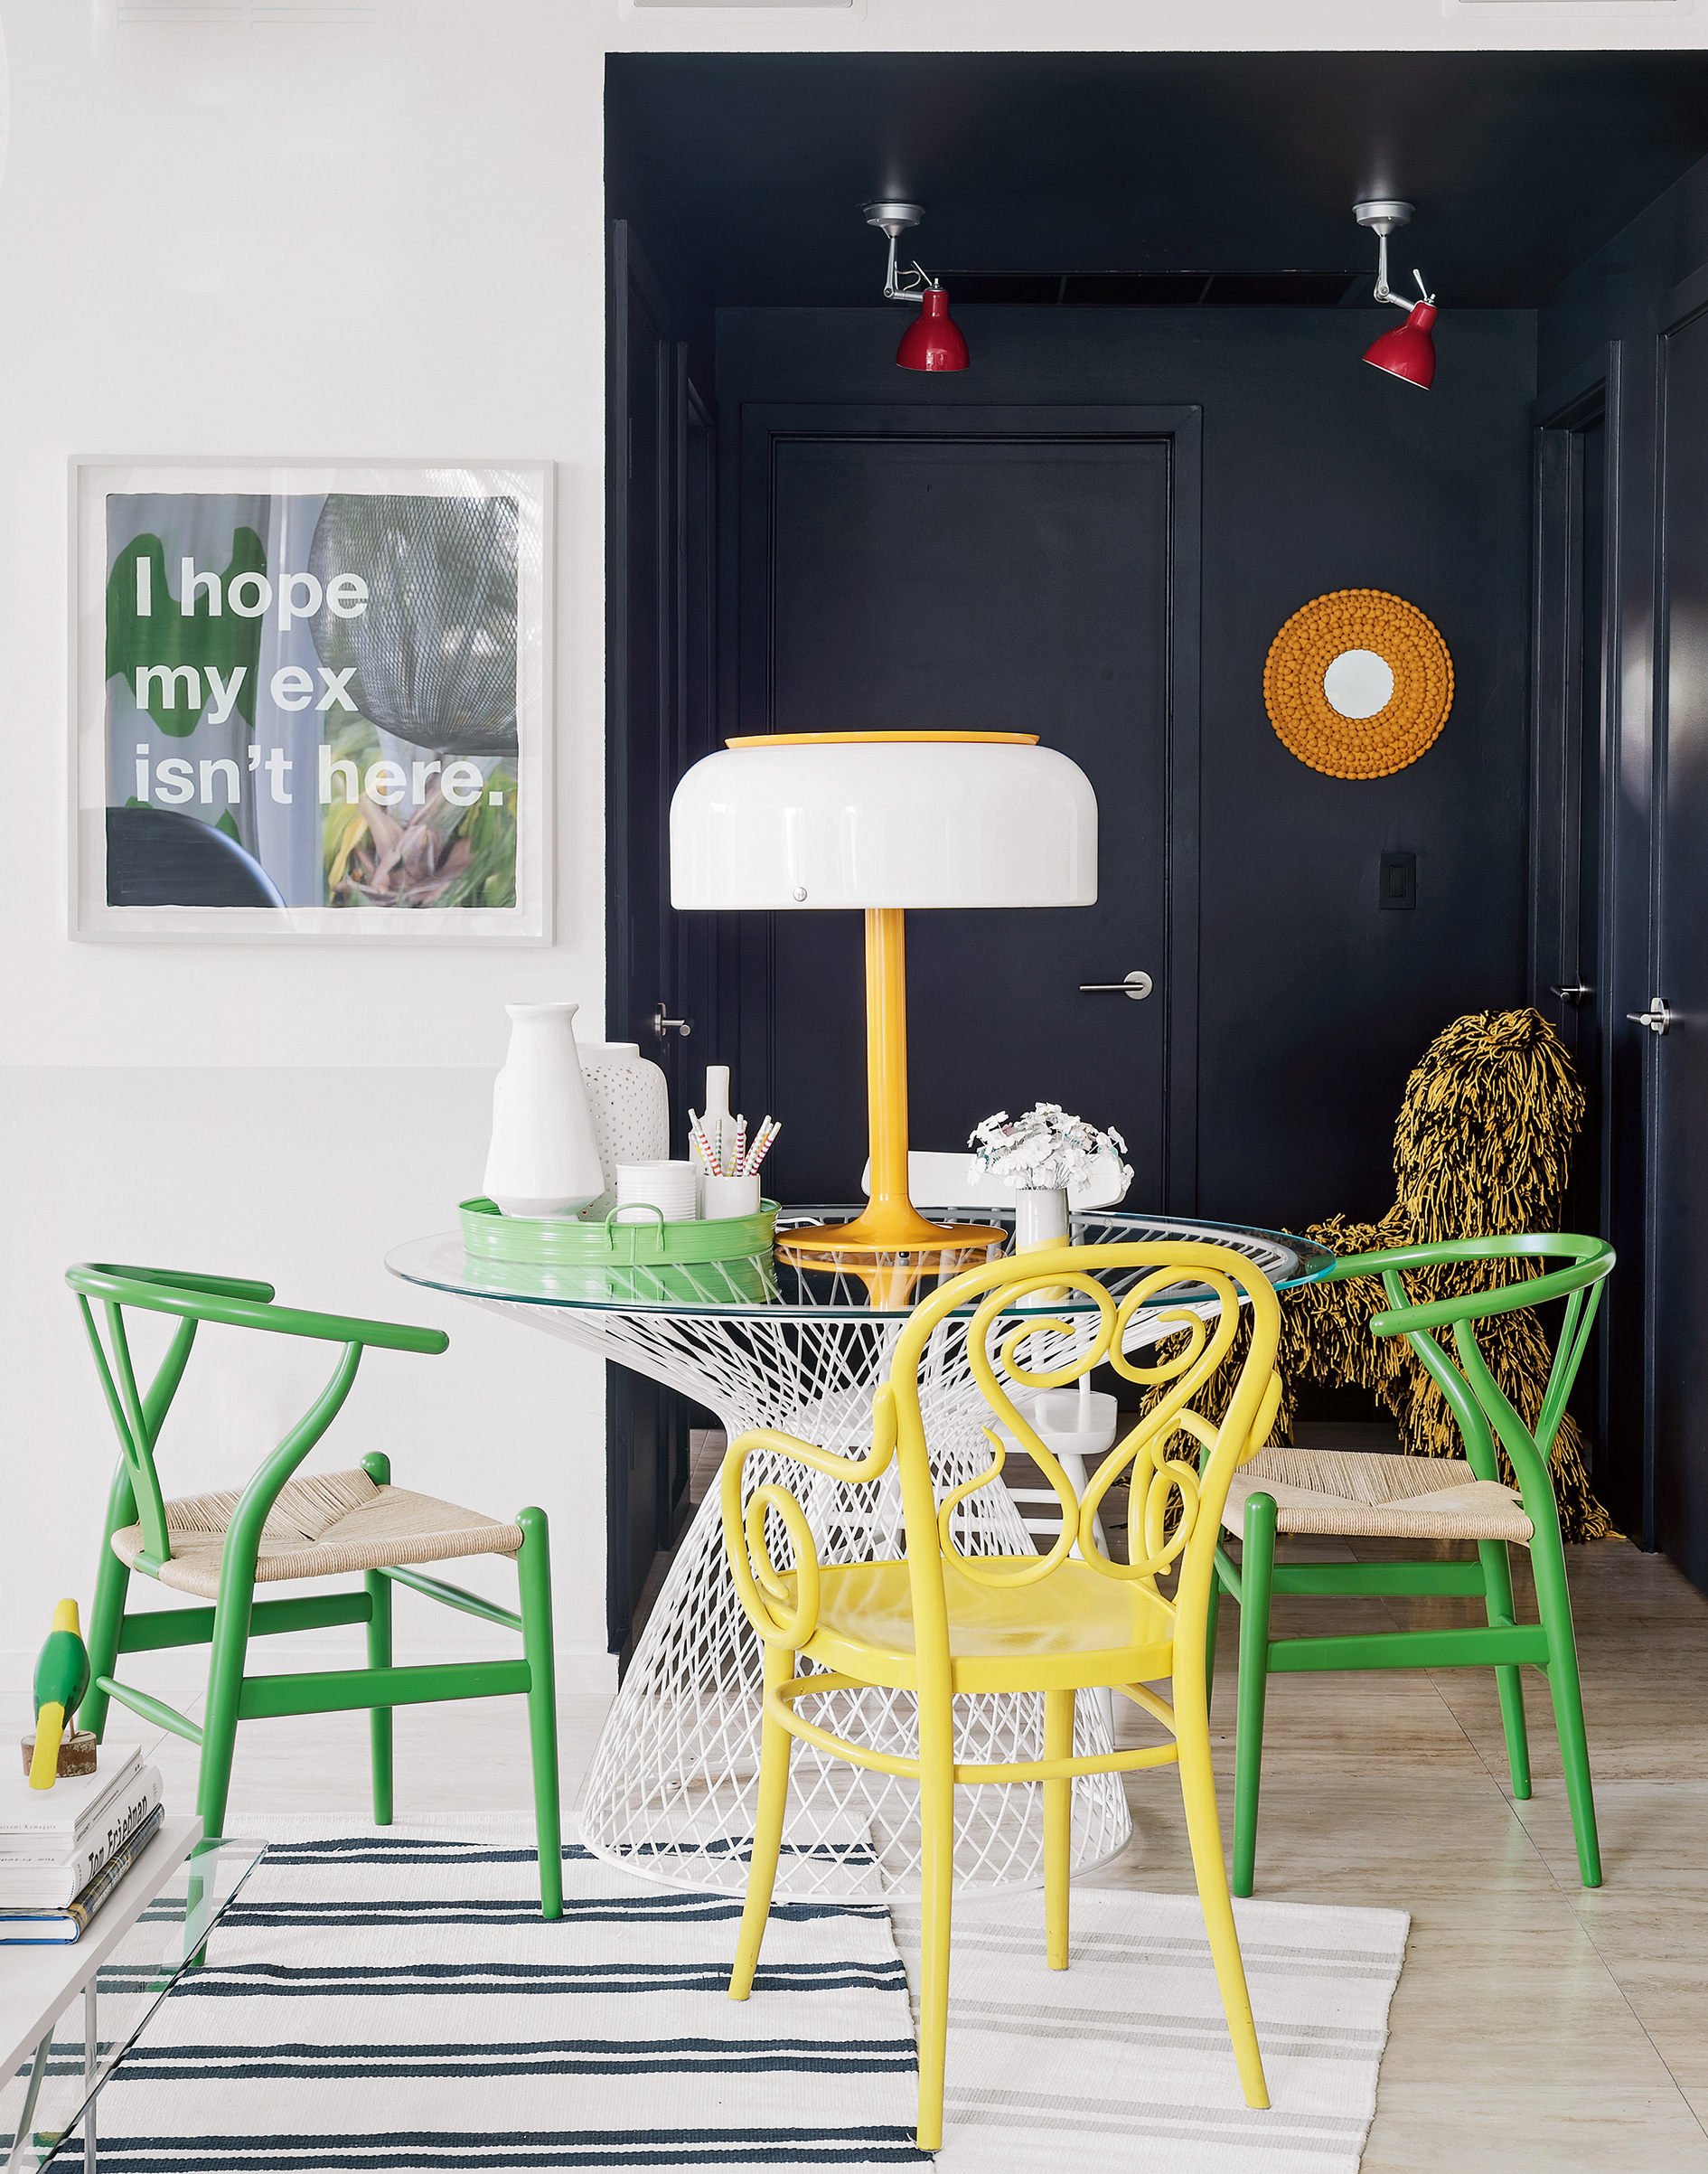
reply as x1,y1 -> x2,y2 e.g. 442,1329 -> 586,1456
70,456 -> 553,944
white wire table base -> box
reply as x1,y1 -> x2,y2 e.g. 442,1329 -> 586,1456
386,1210 -> 1330,1900
463,1294 -> 1133,1897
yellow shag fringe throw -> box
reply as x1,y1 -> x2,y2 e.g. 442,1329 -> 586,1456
1143,1007 -> 1613,1541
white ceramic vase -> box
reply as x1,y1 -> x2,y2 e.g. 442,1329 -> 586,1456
1013,1184 -> 1072,1251
483,1002 -> 606,1218
577,1040 -> 671,1212
1013,1183 -> 1072,1302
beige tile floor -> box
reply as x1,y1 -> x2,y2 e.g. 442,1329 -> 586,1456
123,1531 -> 1706,2170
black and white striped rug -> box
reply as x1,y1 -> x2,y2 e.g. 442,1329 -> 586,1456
68,1819 -> 1405,2172
80,1816 -> 927,2172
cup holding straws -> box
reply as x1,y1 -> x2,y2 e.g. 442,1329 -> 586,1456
690,1108 -> 781,1219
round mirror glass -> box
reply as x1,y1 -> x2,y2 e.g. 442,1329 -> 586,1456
1322,648 -> 1395,720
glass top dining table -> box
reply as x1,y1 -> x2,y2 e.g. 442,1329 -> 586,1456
386,1203 -> 1334,1317
386,1205 -> 1334,1902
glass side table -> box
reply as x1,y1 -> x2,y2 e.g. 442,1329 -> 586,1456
0,1821 -> 265,2172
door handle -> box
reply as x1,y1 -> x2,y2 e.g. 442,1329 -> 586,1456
1627,998 -> 1674,1036
1079,970 -> 1153,1001
1551,983 -> 1593,1005
649,1002 -> 694,1043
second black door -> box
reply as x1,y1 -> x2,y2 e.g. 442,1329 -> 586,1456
728,403 -> 1202,1213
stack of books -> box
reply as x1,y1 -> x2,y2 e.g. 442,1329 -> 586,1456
0,1746 -> 163,1944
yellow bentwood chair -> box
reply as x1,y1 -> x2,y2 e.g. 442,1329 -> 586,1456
720,1240 -> 1283,2150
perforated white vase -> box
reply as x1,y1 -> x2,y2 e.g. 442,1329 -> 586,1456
577,1040 -> 672,1213
483,1002 -> 606,1217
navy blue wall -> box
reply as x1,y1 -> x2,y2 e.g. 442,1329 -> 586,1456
716,305 -> 1538,1233
1542,150 -> 1708,385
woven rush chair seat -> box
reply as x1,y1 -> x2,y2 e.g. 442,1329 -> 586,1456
1222,1444 -> 1534,1544
110,1466 -> 525,1598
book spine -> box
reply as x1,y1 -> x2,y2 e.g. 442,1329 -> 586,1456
0,1749 -> 145,1847
0,1770 -> 164,1906
63,1805 -> 165,1937
73,1770 -> 164,1893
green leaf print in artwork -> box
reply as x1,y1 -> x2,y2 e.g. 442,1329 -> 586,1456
320,711 -> 518,909
106,529 -> 267,736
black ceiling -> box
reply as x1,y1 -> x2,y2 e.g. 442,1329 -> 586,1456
607,51 -> 1708,308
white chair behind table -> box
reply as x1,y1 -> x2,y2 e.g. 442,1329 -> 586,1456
859,1146 -> 1132,1219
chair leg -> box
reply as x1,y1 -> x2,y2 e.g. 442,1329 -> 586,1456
365,1569 -> 394,1827
1478,1539 -> 1531,1801
1177,1625 -> 1269,2111
516,1508 -> 563,1921
1043,1689 -> 1074,1970
81,1467 -> 136,1744
1529,1521 -> 1602,1887
1233,1492 -> 1276,1899
360,1454 -> 395,1829
1205,1553 -> 1224,1709
914,1714 -> 957,2153
197,1576 -> 256,1843
730,1641 -> 794,2000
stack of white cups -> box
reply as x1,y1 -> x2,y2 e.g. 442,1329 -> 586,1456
615,1161 -> 699,1223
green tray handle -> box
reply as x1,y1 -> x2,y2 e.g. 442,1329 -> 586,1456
605,1202 -> 668,1258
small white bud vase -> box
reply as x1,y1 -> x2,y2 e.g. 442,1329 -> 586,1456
1013,1184 -> 1072,1301
1013,1184 -> 1071,1253
483,1002 -> 606,1218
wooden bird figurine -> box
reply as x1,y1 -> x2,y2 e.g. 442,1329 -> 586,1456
28,1601 -> 90,1791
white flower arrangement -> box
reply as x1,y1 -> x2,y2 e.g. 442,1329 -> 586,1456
968,1102 -> 1132,1193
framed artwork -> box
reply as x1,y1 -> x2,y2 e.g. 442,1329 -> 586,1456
70,457 -> 552,942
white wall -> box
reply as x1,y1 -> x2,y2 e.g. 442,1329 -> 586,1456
0,2 -> 614,1694
1,0 -> 1701,1706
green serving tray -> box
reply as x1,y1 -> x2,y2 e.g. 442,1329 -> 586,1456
458,1195 -> 780,1305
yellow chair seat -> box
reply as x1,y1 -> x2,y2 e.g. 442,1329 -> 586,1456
799,1556 -> 1177,1694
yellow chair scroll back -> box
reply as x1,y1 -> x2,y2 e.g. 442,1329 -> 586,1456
723,1242 -> 1283,1663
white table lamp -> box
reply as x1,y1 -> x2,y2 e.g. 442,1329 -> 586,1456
670,730 -> 1098,1258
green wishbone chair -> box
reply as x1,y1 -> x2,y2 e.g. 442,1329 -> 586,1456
1212,1232 -> 1612,1896
67,1264 -> 562,1917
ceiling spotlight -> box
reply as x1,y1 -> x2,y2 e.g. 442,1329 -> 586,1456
1354,200 -> 1438,391
862,201 -> 970,372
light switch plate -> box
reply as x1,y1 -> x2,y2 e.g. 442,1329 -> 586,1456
1380,851 -> 1418,911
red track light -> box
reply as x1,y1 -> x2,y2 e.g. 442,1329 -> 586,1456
864,201 -> 971,372
1354,199 -> 1439,391
1364,301 -> 1438,390
896,287 -> 970,372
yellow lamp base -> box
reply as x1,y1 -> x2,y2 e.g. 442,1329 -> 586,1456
793,903 -> 1009,1297
776,1219 -> 1008,1308
780,1208 -> 1006,1257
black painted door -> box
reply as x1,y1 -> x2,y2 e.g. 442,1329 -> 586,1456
1570,419 -> 1609,1466
731,404 -> 1200,1213
1535,410 -> 1616,1491
606,223 -> 713,1662
1651,305 -> 1708,1582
